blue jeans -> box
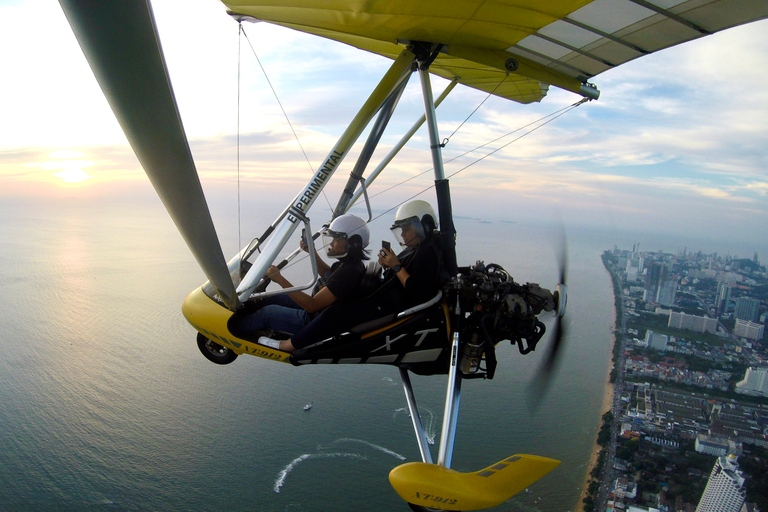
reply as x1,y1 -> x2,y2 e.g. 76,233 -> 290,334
239,294 -> 312,335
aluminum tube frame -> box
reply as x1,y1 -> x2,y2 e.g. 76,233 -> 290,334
417,65 -> 446,182
236,49 -> 416,302
415,60 -> 462,468
246,214 -> 320,300
399,368 -> 434,464
348,79 -> 458,209
437,330 -> 463,468
334,74 -> 411,217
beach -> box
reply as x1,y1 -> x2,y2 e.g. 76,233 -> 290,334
574,260 -> 620,512
574,377 -> 614,512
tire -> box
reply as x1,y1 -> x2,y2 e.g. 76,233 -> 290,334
409,505 -> 458,512
197,333 -> 238,365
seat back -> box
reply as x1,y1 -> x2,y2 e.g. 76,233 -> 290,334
359,261 -> 383,296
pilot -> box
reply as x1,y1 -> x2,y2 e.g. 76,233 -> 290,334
273,200 -> 450,353
240,213 -> 370,351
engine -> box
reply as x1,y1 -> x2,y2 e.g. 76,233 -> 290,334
451,261 -> 562,379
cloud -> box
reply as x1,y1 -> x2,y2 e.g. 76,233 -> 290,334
2,0 -> 767,251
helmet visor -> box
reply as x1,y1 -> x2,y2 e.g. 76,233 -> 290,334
321,228 -> 348,258
390,218 -> 425,247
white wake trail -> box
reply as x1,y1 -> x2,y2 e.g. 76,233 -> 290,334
274,453 -> 365,493
334,438 -> 407,460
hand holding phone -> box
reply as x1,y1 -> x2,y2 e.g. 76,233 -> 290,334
380,240 -> 391,257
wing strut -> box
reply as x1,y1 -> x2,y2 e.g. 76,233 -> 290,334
59,0 -> 240,309
334,71 -> 412,218
236,48 -> 417,302
347,78 -> 459,209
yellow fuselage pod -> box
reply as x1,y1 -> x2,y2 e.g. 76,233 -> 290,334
389,454 -> 560,511
181,286 -> 290,364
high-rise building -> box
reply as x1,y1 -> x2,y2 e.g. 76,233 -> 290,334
716,283 -> 732,314
734,297 -> 760,322
733,320 -> 764,341
695,455 -> 746,512
668,312 -> 718,334
735,367 -> 768,397
644,262 -> 677,306
645,330 -> 668,351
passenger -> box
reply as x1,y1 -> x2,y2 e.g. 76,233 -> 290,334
238,214 -> 370,351
376,199 -> 446,310
279,200 -> 449,353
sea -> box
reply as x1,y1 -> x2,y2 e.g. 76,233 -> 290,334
0,195 -> 646,512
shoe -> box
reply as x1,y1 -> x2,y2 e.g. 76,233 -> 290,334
258,336 -> 282,350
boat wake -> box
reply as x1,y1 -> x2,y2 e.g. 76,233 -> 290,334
393,407 -> 438,445
274,453 -> 366,493
381,376 -> 398,386
275,438 -> 406,493
333,438 -> 406,460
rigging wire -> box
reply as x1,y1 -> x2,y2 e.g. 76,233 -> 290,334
236,23 -> 242,251
366,98 -> 587,204
238,24 -> 334,213
280,97 -> 588,271
440,73 -> 509,147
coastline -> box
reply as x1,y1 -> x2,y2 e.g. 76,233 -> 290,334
574,255 -> 620,512
574,375 -> 614,512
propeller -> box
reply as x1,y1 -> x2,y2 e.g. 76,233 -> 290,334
542,244 -> 568,374
527,228 -> 569,409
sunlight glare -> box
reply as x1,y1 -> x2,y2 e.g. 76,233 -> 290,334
35,151 -> 94,184
53,167 -> 92,183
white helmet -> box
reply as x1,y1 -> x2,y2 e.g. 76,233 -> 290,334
322,214 -> 370,258
390,200 -> 437,247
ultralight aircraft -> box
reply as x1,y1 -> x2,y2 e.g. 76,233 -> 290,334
59,0 -> 768,510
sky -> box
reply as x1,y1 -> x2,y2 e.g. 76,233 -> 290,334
2,0 -> 767,256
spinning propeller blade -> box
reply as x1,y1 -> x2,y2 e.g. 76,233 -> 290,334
59,0 -> 239,309
542,239 -> 568,374
528,228 -> 568,408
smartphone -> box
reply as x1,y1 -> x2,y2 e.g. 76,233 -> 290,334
382,240 -> 391,251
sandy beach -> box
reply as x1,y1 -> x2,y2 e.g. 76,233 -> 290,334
574,263 -> 620,512
574,376 -> 614,512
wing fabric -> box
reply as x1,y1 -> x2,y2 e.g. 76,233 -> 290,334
224,0 -> 768,103
59,0 -> 239,310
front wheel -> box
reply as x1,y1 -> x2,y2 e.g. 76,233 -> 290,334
197,333 -> 238,365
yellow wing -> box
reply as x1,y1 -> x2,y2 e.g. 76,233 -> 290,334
223,0 -> 768,103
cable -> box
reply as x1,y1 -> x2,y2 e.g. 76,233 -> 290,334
366,98 -> 587,204
266,98 -> 587,274
239,24 -> 334,213
236,23 -> 243,251
441,74 -> 509,147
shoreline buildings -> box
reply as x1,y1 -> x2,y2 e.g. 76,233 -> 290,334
736,367 -> 768,397
694,455 -> 747,512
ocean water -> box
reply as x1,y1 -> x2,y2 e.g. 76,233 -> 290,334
0,197 -> 618,512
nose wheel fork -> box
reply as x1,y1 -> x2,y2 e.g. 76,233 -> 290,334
197,332 -> 238,365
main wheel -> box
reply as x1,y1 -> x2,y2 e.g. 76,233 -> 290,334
409,505 -> 459,512
197,333 -> 238,365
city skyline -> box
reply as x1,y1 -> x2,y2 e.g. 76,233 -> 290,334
2,0 -> 767,255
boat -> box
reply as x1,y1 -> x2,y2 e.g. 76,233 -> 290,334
303,402 -> 313,411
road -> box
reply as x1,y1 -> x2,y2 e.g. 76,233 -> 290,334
594,261 -> 627,512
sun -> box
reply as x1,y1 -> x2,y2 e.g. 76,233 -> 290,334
53,167 -> 92,183
37,150 -> 94,184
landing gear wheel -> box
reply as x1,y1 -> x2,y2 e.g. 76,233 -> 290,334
197,333 -> 238,365
408,505 -> 460,512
